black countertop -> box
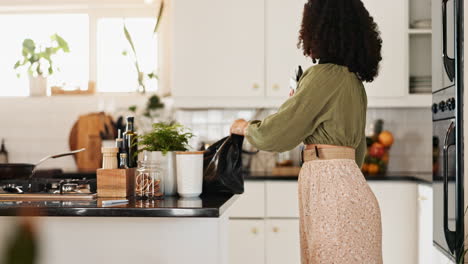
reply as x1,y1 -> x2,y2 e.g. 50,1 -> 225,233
0,194 -> 237,218
244,171 -> 432,183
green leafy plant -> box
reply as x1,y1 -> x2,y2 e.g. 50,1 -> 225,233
14,34 -> 70,77
137,122 -> 193,155
128,94 -> 165,118
123,0 -> 165,93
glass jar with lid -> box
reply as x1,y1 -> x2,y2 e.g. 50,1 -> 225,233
135,160 -> 164,200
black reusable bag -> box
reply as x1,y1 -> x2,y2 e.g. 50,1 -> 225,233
203,135 -> 245,194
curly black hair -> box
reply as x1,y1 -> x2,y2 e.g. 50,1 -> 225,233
298,0 -> 382,82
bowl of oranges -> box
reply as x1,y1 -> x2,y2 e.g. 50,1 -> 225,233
361,119 -> 394,175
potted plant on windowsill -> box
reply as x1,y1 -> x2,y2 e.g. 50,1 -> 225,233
137,122 -> 193,196
14,34 -> 70,96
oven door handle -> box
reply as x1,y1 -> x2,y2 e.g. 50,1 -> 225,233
443,121 -> 456,253
442,0 -> 455,82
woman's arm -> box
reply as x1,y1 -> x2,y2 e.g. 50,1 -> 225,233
239,70 -> 340,153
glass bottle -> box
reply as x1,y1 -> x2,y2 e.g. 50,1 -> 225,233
123,117 -> 138,168
135,161 -> 164,200
119,153 -> 129,169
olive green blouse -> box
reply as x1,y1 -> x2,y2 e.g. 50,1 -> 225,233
245,63 -> 368,167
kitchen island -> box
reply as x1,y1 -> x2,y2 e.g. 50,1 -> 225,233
0,194 -> 237,264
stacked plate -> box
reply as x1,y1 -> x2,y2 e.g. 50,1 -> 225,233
410,76 -> 432,94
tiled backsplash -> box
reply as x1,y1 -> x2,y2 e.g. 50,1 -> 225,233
0,95 -> 431,173
177,108 -> 432,173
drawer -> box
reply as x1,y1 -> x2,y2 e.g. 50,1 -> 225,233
229,182 -> 265,218
266,181 -> 299,218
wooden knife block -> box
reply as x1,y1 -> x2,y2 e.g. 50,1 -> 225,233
97,169 -> 136,198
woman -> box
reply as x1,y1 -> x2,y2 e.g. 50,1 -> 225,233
230,0 -> 383,263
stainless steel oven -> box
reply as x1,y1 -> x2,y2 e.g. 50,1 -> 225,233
432,0 -> 464,261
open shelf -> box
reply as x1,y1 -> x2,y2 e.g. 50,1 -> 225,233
409,28 -> 432,35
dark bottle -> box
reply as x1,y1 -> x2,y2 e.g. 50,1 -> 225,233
119,153 -> 129,169
0,139 -> 8,163
123,117 -> 138,168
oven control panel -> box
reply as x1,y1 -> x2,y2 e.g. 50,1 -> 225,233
433,86 -> 456,121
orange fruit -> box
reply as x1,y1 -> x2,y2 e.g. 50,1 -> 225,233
368,164 -> 379,175
361,163 -> 369,173
378,131 -> 394,147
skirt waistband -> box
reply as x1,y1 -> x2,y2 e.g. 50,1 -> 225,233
302,147 -> 355,162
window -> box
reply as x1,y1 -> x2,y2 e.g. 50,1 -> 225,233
0,13 -> 88,96
97,17 -> 158,93
0,4 -> 159,96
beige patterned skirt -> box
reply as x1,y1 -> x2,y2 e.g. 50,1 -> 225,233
298,159 -> 383,264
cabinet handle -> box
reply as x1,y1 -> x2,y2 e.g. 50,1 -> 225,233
273,227 -> 279,233
272,84 -> 280,91
251,227 -> 258,235
418,196 -> 428,201
252,83 -> 260,90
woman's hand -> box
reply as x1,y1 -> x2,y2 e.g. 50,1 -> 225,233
230,119 -> 249,136
289,89 -> 295,97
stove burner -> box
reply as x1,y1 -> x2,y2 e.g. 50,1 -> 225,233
1,178 -> 95,195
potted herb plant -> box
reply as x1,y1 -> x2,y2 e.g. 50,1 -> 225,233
14,34 -> 70,96
138,122 -> 193,196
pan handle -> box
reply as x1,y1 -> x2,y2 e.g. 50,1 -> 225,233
34,148 -> 86,168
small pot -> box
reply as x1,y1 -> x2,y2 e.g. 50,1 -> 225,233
143,151 -> 177,196
29,75 -> 47,96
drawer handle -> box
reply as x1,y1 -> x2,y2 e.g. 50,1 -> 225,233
251,227 -> 258,235
273,227 -> 279,233
252,83 -> 260,90
272,84 -> 280,91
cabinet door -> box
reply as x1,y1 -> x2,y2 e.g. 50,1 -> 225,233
417,184 -> 433,264
172,0 -> 265,98
229,182 -> 265,218
265,0 -> 312,98
229,219 -> 265,264
265,219 -> 301,264
360,0 -> 408,97
368,182 -> 418,264
265,181 -> 299,218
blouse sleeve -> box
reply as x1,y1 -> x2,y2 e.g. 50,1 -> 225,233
245,71 -> 339,153
355,135 -> 367,168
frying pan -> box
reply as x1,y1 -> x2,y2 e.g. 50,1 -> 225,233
0,148 -> 86,180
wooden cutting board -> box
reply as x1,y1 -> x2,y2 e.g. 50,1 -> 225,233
69,112 -> 116,170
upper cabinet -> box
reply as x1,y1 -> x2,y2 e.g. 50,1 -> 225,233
265,0 -> 312,98
172,0 -> 264,98
360,0 -> 408,98
172,0 -> 431,108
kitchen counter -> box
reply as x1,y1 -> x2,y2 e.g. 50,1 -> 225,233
0,193 -> 237,218
244,171 -> 432,183
0,193 -> 238,264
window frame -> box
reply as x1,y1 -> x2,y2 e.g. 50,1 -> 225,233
0,2 -> 161,95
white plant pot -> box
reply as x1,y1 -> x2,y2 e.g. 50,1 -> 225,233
143,151 -> 177,196
29,75 -> 47,96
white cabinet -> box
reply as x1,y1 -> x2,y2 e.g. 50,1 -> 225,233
230,182 -> 265,218
368,182 -> 419,264
418,184 -> 433,264
229,219 -> 265,264
265,219 -> 301,264
265,181 -> 299,218
172,0 -> 264,98
265,0 -> 312,98
360,0 -> 408,98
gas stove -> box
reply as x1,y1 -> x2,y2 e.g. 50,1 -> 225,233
0,178 -> 96,199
